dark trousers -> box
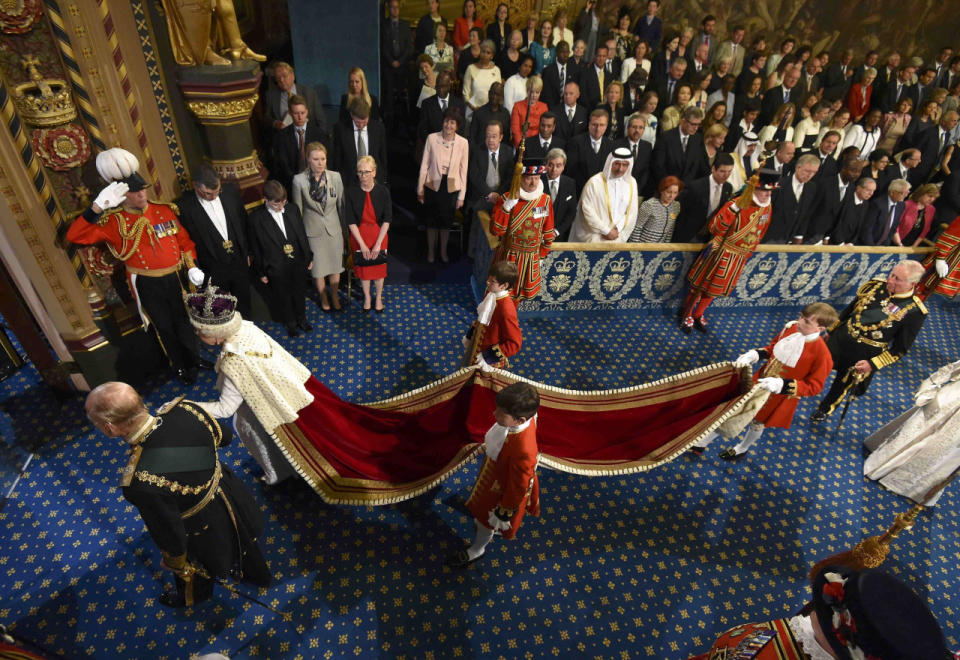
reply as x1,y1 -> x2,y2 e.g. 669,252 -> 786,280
132,272 -> 198,371
267,261 -> 307,328
209,263 -> 252,318
381,66 -> 409,128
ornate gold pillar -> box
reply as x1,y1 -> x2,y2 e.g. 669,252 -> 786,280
177,61 -> 267,204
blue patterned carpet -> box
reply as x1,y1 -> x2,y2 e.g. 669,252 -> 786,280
0,282 -> 957,659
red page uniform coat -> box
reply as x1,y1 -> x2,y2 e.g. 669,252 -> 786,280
466,417 -> 540,539
478,294 -> 522,367
752,322 -> 833,429
918,214 -> 960,298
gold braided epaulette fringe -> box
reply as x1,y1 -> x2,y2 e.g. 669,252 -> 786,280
151,200 -> 179,214
97,206 -> 123,227
156,394 -> 186,415
913,295 -> 928,315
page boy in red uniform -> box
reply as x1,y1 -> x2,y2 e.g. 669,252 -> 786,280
464,261 -> 522,369
690,302 -> 837,460
447,381 -> 540,568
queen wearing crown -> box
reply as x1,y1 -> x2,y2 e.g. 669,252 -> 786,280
185,285 -> 312,484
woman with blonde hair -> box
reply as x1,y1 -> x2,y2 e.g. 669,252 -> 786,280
345,156 -> 392,312
552,8 -> 574,50
292,142 -> 345,312
417,107 -> 469,263
338,67 -> 381,125
702,123 -> 729,168
757,102 -> 796,144
599,80 -> 627,139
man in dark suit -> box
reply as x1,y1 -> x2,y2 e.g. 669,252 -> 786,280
652,106 -> 704,185
759,67 -> 801,126
332,97 -> 389,188
615,112 -> 653,196
249,181 -> 313,337
523,112 -> 565,159
565,108 -> 614,191
470,82 -> 510,146
651,59 -> 688,117
764,154 -> 821,244
827,177 -> 876,245
821,49 -> 855,101
380,0 -> 413,126
541,41 -> 578,108
551,81 -> 589,141
933,47 -> 955,87
872,52 -> 900,109
796,56 -> 823,99
860,180 -> 909,245
580,45 -> 609,110
807,130 -> 842,182
265,62 -> 326,136
671,153 -> 733,242
176,165 -> 252,317
813,154 -> 864,243
941,56 -> 960,96
273,95 -> 329,195
417,72 -> 466,143
877,148 -> 920,194
466,118 -> 514,211
853,51 -> 879,83
601,37 -> 623,82
911,111 -> 959,184
878,65 -> 918,113
933,165 -> 960,230
632,0 -> 662,50
543,147 -> 578,241
914,67 -> 938,105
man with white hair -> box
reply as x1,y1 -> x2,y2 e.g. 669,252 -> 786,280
568,147 -> 639,243
811,260 -> 928,422
490,158 -> 555,300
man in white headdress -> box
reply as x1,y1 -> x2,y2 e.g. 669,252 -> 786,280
727,130 -> 759,191
568,147 -> 639,242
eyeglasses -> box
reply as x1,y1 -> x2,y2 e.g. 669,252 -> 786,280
357,170 -> 374,176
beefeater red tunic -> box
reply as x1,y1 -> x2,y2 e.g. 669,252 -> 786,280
686,199 -> 771,297
466,418 -> 540,540
752,322 -> 833,429
491,193 -> 555,300
918,214 -> 960,298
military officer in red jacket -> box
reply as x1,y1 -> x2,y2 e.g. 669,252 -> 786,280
66,148 -> 207,384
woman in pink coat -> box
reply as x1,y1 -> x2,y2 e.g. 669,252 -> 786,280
893,183 -> 939,247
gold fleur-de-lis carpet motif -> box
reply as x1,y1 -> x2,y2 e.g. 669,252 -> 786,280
0,283 -> 956,658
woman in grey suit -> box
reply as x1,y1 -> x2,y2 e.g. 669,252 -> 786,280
292,142 -> 346,311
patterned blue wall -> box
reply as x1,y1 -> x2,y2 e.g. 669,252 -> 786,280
470,223 -> 931,314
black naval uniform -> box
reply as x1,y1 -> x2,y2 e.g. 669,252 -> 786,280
816,278 -> 927,415
121,398 -> 270,606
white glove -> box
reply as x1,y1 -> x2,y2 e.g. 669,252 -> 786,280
502,197 -> 519,212
733,350 -> 760,369
936,259 -> 949,278
187,267 -> 205,286
474,352 -> 492,372
93,181 -> 129,211
758,377 -> 783,394
462,334 -> 470,349
487,509 -> 512,532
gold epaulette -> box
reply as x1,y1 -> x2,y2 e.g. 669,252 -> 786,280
912,295 -> 928,314
98,206 -> 123,227
156,394 -> 186,415
120,444 -> 143,487
857,278 -> 884,296
150,200 -> 179,215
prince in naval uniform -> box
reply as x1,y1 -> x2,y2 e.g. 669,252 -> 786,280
85,381 -> 270,607
811,260 -> 928,421
65,148 -> 207,384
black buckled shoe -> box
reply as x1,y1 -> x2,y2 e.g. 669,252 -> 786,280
810,410 -> 828,424
719,448 -> 746,461
158,588 -> 186,608
445,549 -> 484,569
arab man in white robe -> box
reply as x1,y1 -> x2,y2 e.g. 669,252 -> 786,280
727,131 -> 759,192
568,147 -> 639,243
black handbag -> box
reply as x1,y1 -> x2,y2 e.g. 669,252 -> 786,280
353,250 -> 388,267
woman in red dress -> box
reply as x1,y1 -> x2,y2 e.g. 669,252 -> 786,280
345,156 -> 392,312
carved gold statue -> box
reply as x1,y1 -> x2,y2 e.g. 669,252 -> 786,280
161,0 -> 266,66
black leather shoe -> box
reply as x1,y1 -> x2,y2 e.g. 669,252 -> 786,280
719,448 -> 746,461
158,588 -> 185,608
175,368 -> 196,386
694,316 -> 708,333
445,549 -> 483,569
687,446 -> 704,456
298,320 -> 313,332
810,411 -> 828,424
286,325 -> 300,337
196,357 -> 215,371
